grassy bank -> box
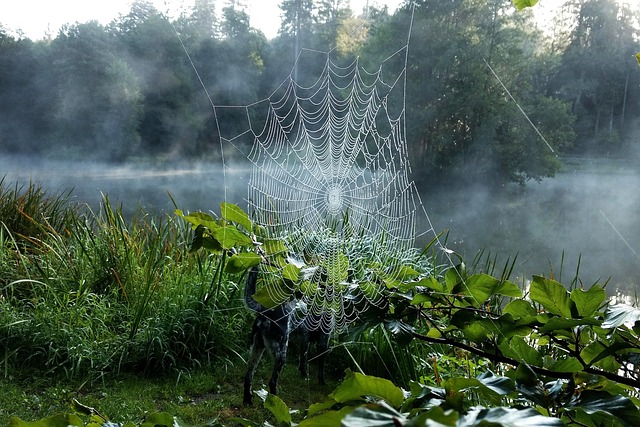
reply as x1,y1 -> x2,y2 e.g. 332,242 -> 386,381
1,179 -> 254,378
0,363 -> 342,426
0,180 -> 429,425
6,180 -> 640,427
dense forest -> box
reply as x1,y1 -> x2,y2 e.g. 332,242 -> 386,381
1,0 -> 639,185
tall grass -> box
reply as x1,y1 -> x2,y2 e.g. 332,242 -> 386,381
0,180 -> 250,379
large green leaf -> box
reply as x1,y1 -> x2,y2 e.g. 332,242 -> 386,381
580,339 -> 634,367
477,372 -> 517,396
220,202 -> 251,231
329,372 -> 404,408
262,238 -> 288,256
514,363 -> 538,387
413,276 -> 444,293
538,316 -> 600,333
341,402 -> 406,427
444,264 -> 465,291
476,316 -> 533,340
282,262 -> 300,283
453,273 -> 499,306
392,264 -> 421,281
566,390 -> 640,426
384,319 -> 415,345
409,406 -> 458,426
212,225 -> 253,249
513,0 -> 539,11
498,336 -> 542,366
529,276 -> 575,318
453,274 -> 521,307
185,225 -> 217,254
175,210 -> 219,231
251,280 -> 292,309
225,252 -> 262,273
502,300 -> 539,328
570,285 -> 606,317
462,321 -> 489,342
9,414 -> 83,427
602,304 -> 640,328
307,397 -> 340,417
451,309 -> 475,329
496,280 -> 523,298
264,393 -> 291,425
503,299 -> 537,318
547,357 -> 584,373
299,406 -> 355,426
445,374 -> 514,406
461,407 -> 562,426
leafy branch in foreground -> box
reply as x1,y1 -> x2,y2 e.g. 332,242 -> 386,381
174,203 -> 640,425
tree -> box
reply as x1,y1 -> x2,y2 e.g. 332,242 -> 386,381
315,0 -> 353,47
220,0 -> 251,39
553,0 -> 640,156
50,21 -> 142,161
187,0 -> 218,40
277,0 -> 315,80
113,1 -> 199,158
0,32 -> 56,155
364,0 -> 575,186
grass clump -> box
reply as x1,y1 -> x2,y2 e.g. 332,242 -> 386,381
0,179 -> 251,380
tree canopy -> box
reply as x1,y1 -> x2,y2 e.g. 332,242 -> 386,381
1,0 -> 638,184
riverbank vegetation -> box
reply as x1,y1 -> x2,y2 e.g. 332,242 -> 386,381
2,181 -> 640,426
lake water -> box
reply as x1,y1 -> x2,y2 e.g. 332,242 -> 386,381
2,154 -> 639,295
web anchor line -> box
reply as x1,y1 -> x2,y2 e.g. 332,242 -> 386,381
483,58 -> 555,154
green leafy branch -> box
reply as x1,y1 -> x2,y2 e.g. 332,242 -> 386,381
172,203 -> 640,424
175,202 -> 262,304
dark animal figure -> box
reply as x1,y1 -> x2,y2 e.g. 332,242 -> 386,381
243,266 -> 330,405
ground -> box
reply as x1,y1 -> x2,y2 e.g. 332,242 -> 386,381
0,361 -> 341,426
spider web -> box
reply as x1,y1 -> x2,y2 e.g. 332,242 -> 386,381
211,16 -> 437,335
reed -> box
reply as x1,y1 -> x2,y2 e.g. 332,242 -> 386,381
0,180 -> 250,379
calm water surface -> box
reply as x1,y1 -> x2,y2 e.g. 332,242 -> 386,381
2,154 -> 638,295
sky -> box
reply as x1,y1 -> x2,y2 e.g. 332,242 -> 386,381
2,0 -> 404,41
4,0 -> 638,42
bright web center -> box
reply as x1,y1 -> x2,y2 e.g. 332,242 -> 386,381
326,185 -> 343,215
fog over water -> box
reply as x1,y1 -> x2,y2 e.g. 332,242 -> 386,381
422,160 -> 640,295
2,154 -> 639,295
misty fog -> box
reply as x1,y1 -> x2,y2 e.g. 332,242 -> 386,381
3,153 -> 638,295
422,158 -> 640,295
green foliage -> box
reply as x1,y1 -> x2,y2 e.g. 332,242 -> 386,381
513,0 -> 539,11
174,202 -> 640,425
552,0 -> 640,156
0,182 -> 250,378
1,0 -> 636,184
4,186 -> 640,425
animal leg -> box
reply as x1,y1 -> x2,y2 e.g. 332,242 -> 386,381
243,333 -> 265,405
316,333 -> 330,385
268,335 -> 289,395
298,328 -> 310,378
